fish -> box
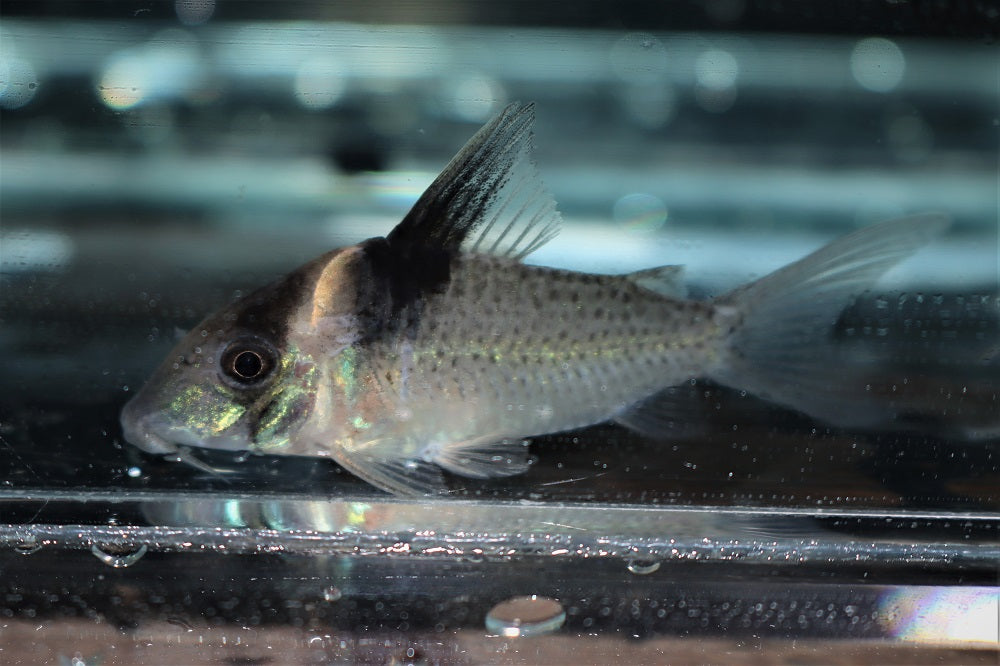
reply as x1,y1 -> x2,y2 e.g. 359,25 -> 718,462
120,102 -> 949,496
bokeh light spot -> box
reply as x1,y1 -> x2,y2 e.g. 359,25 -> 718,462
886,112 -> 933,163
293,57 -> 346,110
614,193 -> 669,233
695,49 -> 739,90
850,37 -> 905,93
622,83 -> 676,129
444,74 -> 505,122
694,48 -> 739,113
96,32 -> 201,110
610,33 -> 670,84
97,51 -> 148,110
0,57 -> 39,110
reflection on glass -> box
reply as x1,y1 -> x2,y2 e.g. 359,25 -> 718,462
880,587 -> 999,646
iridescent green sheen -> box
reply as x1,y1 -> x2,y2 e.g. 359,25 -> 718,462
168,385 -> 245,435
252,349 -> 318,451
333,347 -> 358,401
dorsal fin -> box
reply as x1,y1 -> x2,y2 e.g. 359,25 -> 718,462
386,102 -> 561,260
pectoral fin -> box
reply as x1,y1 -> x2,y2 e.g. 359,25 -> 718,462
332,441 -> 448,497
332,435 -> 533,496
431,436 -> 533,479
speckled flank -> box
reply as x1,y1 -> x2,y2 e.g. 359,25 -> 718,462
362,254 -> 721,440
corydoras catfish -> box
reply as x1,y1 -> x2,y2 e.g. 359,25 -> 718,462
121,102 -> 948,496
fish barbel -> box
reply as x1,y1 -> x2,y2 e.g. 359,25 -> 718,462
121,102 -> 948,495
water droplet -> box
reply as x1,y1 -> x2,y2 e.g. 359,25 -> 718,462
383,645 -> 428,665
322,586 -> 342,602
626,559 -> 661,575
485,595 -> 565,637
91,543 -> 148,568
126,466 -> 142,478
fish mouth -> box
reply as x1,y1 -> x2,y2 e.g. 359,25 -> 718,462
121,397 -> 251,457
120,399 -> 247,477
120,399 -> 181,456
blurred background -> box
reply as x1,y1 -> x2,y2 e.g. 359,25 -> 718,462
0,3 -> 998,661
1,0 -> 996,501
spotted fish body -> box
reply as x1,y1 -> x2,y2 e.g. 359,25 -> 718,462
331,254 -> 724,487
121,102 -> 948,495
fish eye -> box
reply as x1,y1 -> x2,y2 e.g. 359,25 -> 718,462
219,338 -> 278,387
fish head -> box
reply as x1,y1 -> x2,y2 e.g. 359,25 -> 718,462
121,261 -> 334,461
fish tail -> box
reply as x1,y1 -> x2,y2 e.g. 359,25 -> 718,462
708,214 -> 949,425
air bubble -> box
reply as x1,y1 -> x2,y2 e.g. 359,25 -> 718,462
91,543 -> 148,568
14,536 -> 42,556
626,559 -> 661,575
322,586 -> 343,602
485,595 -> 565,637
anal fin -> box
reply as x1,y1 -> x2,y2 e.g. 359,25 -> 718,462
613,384 -> 707,440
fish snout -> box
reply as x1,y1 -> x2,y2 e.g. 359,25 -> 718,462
120,397 -> 179,455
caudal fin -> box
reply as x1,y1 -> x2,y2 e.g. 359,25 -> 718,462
709,214 -> 950,426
